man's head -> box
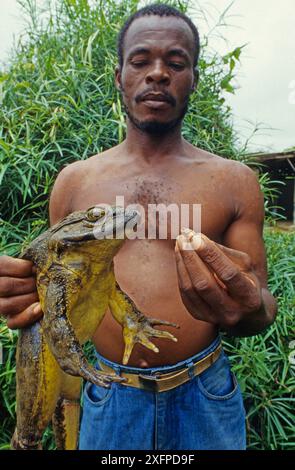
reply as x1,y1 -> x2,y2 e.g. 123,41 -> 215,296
115,3 -> 200,135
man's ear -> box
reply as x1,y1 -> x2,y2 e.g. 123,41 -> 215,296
115,66 -> 122,91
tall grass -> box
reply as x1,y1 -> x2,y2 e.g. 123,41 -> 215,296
223,229 -> 295,449
0,0 -> 294,450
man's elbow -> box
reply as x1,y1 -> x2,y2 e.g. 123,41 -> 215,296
262,287 -> 278,328
222,289 -> 278,338
267,305 -> 278,330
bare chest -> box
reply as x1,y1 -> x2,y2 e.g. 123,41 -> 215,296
71,164 -> 233,241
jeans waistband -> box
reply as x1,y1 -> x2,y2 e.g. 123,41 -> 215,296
95,335 -> 222,376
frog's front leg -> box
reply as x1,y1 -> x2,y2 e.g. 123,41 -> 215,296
109,282 -> 179,364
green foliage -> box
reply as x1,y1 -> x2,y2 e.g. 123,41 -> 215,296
0,0 -> 294,450
223,229 -> 295,450
0,0 -> 257,256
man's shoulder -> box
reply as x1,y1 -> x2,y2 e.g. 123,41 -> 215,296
57,159 -> 87,181
189,146 -> 256,180
191,149 -> 264,222
187,147 -> 262,214
53,149 -> 118,193
58,147 -> 115,179
200,150 -> 263,215
49,147 -> 120,224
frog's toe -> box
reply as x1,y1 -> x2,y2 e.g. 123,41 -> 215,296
147,318 -> 180,329
122,336 -> 159,365
101,372 -> 126,384
145,327 -> 178,343
11,429 -> 42,450
122,341 -> 133,365
122,318 -> 179,364
89,374 -> 124,388
137,335 -> 160,353
139,317 -> 179,344
80,365 -> 125,387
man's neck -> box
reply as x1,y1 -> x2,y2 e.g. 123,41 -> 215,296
123,119 -> 186,164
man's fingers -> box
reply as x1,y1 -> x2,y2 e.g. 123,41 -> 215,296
215,241 -> 251,269
0,291 -> 40,317
7,302 -> 43,330
176,236 -> 228,307
0,255 -> 35,277
0,276 -> 37,297
175,245 -> 214,322
175,243 -> 194,294
191,234 -> 254,298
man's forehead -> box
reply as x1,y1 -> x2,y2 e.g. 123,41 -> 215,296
123,15 -> 195,56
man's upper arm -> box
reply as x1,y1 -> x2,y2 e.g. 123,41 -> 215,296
222,162 -> 267,287
49,162 -> 82,226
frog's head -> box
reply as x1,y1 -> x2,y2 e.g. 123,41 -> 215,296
84,205 -> 140,241
49,205 -> 140,259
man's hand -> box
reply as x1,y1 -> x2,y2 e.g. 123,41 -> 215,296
175,230 -> 263,330
0,255 -> 42,329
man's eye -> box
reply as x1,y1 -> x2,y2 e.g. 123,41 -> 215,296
169,63 -> 185,70
131,61 -> 148,67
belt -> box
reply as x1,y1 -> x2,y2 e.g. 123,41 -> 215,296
98,343 -> 222,393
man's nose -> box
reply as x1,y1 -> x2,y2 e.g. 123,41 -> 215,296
145,60 -> 170,85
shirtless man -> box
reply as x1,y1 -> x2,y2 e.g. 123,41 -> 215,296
0,4 -> 277,450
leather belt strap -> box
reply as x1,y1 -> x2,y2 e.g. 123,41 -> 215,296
98,343 -> 222,393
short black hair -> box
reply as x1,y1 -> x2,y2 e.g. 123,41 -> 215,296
117,3 -> 200,70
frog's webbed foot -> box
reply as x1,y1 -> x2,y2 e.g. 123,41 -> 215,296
80,364 -> 125,388
11,430 -> 42,450
109,283 -> 180,365
122,315 -> 179,365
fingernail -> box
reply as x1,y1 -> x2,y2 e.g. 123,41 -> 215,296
191,233 -> 204,250
176,235 -> 185,249
32,303 -> 41,314
181,228 -> 194,241
178,235 -> 194,251
32,265 -> 37,274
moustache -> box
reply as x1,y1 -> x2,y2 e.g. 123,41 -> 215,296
135,91 -> 176,107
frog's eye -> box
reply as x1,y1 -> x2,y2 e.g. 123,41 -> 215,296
86,207 -> 106,221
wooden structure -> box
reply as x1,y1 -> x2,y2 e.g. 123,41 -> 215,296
250,150 -> 295,223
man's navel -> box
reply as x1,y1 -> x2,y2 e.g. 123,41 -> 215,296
138,359 -> 149,368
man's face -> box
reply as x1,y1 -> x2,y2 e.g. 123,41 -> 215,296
116,15 -> 197,134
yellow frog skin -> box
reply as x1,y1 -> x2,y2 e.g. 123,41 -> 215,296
11,206 -> 178,450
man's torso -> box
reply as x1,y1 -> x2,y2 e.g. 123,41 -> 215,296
61,141 -> 238,367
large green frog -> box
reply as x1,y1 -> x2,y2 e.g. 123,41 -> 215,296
11,205 -> 178,450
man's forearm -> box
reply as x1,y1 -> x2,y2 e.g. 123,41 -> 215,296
220,288 -> 278,337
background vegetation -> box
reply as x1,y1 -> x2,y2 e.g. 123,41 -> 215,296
0,0 -> 294,450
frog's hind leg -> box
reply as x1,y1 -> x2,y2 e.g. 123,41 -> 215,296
52,374 -> 82,450
11,322 -> 62,450
43,275 -> 124,387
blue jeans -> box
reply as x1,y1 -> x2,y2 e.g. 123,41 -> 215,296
79,336 -> 246,450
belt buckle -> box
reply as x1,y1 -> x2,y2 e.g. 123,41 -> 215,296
138,372 -> 161,392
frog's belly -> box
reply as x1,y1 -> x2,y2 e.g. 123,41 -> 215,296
69,281 -> 111,344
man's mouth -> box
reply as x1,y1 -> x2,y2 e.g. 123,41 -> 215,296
140,93 -> 172,110
141,93 -> 170,102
